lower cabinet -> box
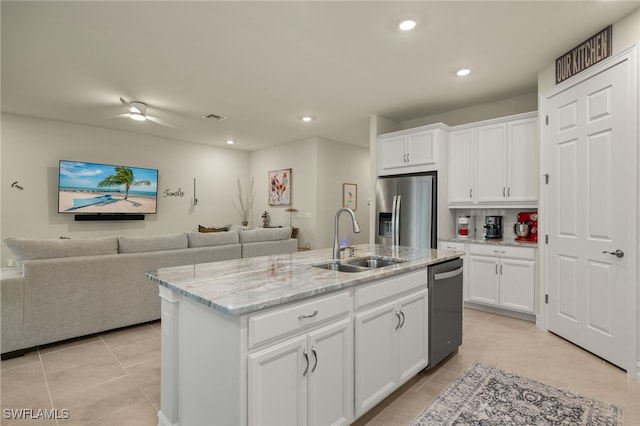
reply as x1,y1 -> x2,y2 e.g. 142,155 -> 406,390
248,319 -> 353,426
353,271 -> 428,417
467,244 -> 536,313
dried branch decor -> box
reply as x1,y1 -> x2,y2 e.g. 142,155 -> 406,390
232,178 -> 254,224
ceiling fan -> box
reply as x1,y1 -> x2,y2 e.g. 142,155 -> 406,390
108,97 -> 177,128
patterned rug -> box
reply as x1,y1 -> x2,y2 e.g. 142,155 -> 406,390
411,362 -> 623,426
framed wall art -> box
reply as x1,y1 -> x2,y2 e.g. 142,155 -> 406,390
343,183 -> 357,210
269,169 -> 291,206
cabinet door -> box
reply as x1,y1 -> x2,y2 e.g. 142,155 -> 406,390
507,118 -> 538,203
248,335 -> 308,426
397,290 -> 428,383
406,131 -> 434,167
475,123 -> 507,203
500,258 -> 535,313
379,135 -> 407,172
448,129 -> 475,204
467,256 -> 500,305
354,301 -> 397,417
307,319 -> 353,426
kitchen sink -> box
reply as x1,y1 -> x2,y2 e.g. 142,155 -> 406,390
345,256 -> 404,268
313,256 -> 405,273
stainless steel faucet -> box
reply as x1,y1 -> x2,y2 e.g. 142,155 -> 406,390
333,207 -> 361,259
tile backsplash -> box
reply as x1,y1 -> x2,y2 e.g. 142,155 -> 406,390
452,208 -> 537,241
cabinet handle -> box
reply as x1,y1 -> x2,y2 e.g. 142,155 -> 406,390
503,187 -> 506,197
493,250 -> 506,254
298,310 -> 318,320
311,346 -> 318,373
500,264 -> 503,275
395,311 -> 402,330
495,264 -> 498,274
407,152 -> 410,163
470,188 -> 473,198
399,311 -> 406,329
302,349 -> 309,376
508,187 -> 511,197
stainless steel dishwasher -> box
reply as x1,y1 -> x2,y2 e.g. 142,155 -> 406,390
427,257 -> 464,368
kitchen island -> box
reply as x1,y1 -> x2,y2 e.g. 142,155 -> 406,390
147,243 -> 462,426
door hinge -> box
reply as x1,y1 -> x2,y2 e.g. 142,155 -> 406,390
544,173 -> 550,184
545,235 -> 549,244
545,294 -> 549,304
545,115 -> 549,125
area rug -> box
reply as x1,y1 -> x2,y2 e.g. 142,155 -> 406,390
411,362 -> 623,426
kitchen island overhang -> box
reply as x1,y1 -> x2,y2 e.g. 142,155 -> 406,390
147,244 -> 463,426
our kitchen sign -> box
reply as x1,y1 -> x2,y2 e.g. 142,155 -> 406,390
556,25 -> 612,84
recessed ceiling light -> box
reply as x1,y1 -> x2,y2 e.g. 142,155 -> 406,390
130,113 -> 146,121
456,68 -> 471,77
226,140 -> 235,145
301,116 -> 314,122
398,19 -> 417,31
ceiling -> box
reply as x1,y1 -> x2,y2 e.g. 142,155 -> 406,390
2,1 -> 638,151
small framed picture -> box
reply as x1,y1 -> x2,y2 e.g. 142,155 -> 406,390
269,169 -> 292,206
343,183 -> 357,210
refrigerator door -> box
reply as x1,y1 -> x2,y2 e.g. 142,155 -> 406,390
397,175 -> 435,249
375,177 -> 397,246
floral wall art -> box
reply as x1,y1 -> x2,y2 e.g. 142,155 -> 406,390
269,168 -> 291,206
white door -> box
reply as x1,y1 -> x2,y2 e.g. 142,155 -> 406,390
406,131 -> 434,167
307,319 -> 352,426
379,135 -> 407,171
448,128 -> 475,204
475,123 -> 507,203
507,117 -> 538,203
397,290 -> 428,383
467,255 -> 500,305
248,335 -> 308,426
545,53 -> 635,370
500,258 -> 535,313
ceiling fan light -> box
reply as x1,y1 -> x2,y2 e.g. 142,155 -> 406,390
456,68 -> 471,77
130,112 -> 146,121
398,19 -> 417,31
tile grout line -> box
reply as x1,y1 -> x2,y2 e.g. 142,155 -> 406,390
37,348 -> 59,426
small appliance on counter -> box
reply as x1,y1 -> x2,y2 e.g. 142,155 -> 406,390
484,215 -> 503,239
514,211 -> 538,242
456,215 -> 475,238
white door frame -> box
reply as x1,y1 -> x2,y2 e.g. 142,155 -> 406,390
539,44 -> 639,379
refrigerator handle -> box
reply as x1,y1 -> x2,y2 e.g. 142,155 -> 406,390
395,195 -> 401,246
391,196 -> 397,246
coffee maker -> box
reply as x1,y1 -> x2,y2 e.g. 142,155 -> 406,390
484,216 -> 503,239
514,212 -> 538,242
456,215 -> 475,238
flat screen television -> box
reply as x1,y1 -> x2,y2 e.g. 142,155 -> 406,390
58,160 -> 158,215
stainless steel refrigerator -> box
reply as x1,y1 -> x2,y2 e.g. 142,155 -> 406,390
375,173 -> 437,248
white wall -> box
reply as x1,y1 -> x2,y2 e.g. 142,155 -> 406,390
249,137 -> 370,250
1,113 -> 250,264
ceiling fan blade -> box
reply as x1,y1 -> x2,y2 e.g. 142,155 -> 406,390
146,115 -> 177,128
119,97 -> 144,114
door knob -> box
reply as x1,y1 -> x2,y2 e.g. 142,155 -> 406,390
602,249 -> 624,258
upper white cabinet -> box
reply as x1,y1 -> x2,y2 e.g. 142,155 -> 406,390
378,125 -> 448,176
448,112 -> 538,208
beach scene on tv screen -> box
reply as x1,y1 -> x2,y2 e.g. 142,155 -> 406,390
59,161 -> 158,214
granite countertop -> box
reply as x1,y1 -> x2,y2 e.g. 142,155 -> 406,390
146,244 -> 462,316
439,236 -> 538,248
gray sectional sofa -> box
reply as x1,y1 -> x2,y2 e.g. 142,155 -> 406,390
1,227 -> 297,358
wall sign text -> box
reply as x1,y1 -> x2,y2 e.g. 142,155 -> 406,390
556,25 -> 612,84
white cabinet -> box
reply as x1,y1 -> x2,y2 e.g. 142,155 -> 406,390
448,113 -> 537,207
447,129 -> 475,203
438,241 -> 468,301
467,244 -> 536,313
248,318 -> 352,426
353,271 -> 428,417
378,125 -> 448,176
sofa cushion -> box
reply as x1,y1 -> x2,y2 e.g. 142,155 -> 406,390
187,231 -> 239,248
118,233 -> 188,253
198,224 -> 231,233
5,237 -> 118,269
238,227 -> 292,243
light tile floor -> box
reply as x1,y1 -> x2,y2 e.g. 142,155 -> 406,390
1,309 -> 638,425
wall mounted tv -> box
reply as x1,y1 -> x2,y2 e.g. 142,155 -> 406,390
58,160 -> 158,216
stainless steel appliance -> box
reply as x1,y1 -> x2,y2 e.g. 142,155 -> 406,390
484,215 -> 503,239
375,173 -> 436,248
428,258 -> 463,368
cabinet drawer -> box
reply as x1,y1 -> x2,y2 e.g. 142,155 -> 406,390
249,291 -> 351,348
355,270 -> 426,310
438,241 -> 466,252
468,244 -> 535,260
